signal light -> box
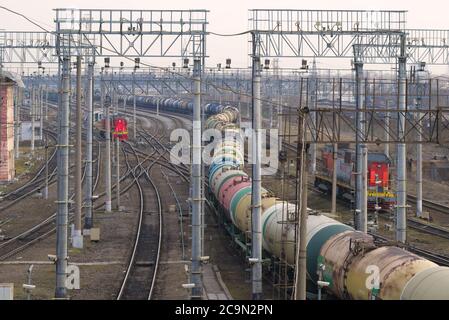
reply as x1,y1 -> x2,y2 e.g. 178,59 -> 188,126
264,59 -> 270,70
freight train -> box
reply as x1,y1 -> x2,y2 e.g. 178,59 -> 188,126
126,95 -> 449,300
120,95 -> 232,118
315,145 -> 395,211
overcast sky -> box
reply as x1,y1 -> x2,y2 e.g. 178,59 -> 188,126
1,0 -> 448,72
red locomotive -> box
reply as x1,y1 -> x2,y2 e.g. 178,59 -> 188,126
315,145 -> 395,211
112,117 -> 128,141
95,117 -> 128,141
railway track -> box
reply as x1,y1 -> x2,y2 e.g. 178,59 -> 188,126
372,233 -> 449,267
116,112 -> 194,299
407,218 -> 449,240
138,129 -> 191,179
19,97 -> 190,299
400,193 -> 449,241
0,130 -> 58,212
407,194 -> 449,215
117,143 -> 162,300
0,142 -> 102,261
281,140 -> 449,241
0,160 -> 90,260
1,130 -> 58,200
1,102 -> 96,212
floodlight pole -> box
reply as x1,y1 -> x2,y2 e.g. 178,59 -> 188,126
191,58 -> 203,299
73,55 -> 83,248
396,34 -> 408,243
132,71 -> 137,140
250,32 -> 263,300
84,60 -> 94,230
354,58 -> 367,233
55,55 -> 70,299
104,71 -> 112,213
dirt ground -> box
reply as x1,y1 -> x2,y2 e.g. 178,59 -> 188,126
150,167 -> 190,300
0,141 -> 139,300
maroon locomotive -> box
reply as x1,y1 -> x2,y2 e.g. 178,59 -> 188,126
315,145 -> 395,211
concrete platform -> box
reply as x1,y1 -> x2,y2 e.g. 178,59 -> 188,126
202,264 -> 233,300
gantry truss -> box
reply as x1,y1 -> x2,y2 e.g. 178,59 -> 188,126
0,31 -> 93,64
54,9 -> 208,60
0,31 -> 59,64
22,70 -> 449,145
0,9 -> 208,65
278,76 -> 449,145
248,9 -> 449,65
406,29 -> 449,64
248,9 -> 406,63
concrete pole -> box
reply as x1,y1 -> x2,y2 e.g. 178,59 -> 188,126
104,86 -> 112,213
84,61 -> 94,231
414,70 -> 424,219
201,74 -> 206,258
250,39 -> 263,300
14,87 -> 21,159
396,36 -> 407,243
247,84 -> 251,120
384,101 -> 390,158
331,143 -> 338,215
354,60 -> 365,231
111,122 -> 116,166
278,92 -> 283,154
296,141 -> 309,300
55,56 -> 70,299
31,85 -> 35,152
416,110 -> 423,218
26,264 -> 34,300
113,89 -> 121,211
116,136 -> 120,210
73,56 -> 83,249
45,87 -> 49,121
310,60 -> 317,175
237,95 -> 242,126
191,58 -> 203,299
39,84 -> 43,142
132,72 -> 136,140
360,145 -> 368,233
44,133 -> 49,200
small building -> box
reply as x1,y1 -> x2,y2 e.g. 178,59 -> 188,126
20,121 -> 42,141
0,70 -> 24,182
93,109 -> 104,122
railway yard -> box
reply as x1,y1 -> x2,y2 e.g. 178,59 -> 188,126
2,3 -> 449,308
1,98 -> 449,301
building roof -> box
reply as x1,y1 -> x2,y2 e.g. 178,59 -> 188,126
0,70 -> 25,88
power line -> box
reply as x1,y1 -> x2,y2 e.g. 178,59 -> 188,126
0,6 -> 54,34
209,31 -> 251,37
1,6 -> 443,114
